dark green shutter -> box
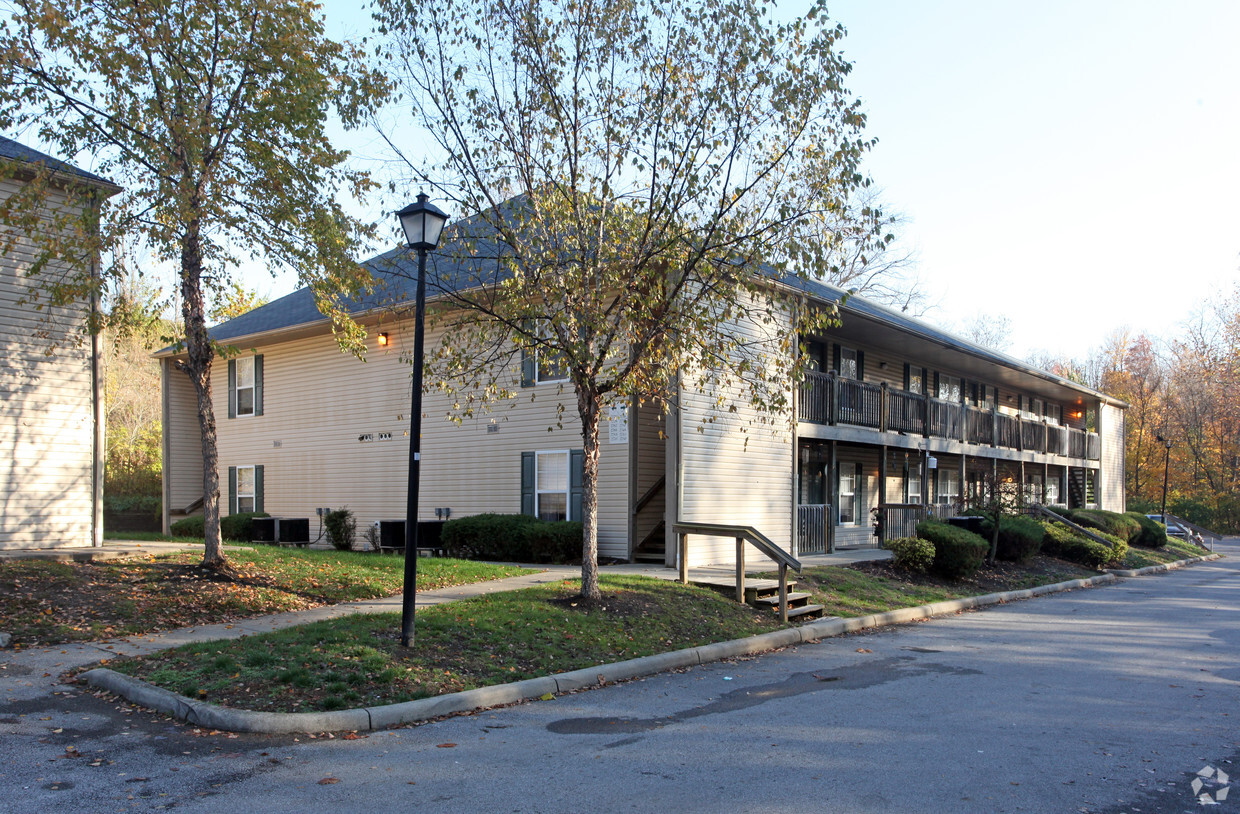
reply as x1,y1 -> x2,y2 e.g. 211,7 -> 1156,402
933,371 -> 940,398
254,465 -> 264,513
569,449 -> 584,522
521,349 -> 535,387
856,350 -> 865,381
903,363 -> 910,391
228,466 -> 237,514
854,462 -> 863,525
254,356 -> 264,416
520,452 -> 535,516
227,360 -> 237,419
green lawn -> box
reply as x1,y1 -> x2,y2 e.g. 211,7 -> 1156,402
107,575 -> 781,712
1122,537 -> 1215,569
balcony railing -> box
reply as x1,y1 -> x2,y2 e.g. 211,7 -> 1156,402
799,370 -> 1101,461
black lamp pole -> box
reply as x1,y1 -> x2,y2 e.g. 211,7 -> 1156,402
396,192 -> 448,647
1156,434 -> 1172,520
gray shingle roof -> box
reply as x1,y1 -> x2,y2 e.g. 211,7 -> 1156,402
0,134 -> 119,191
195,202 -> 1116,404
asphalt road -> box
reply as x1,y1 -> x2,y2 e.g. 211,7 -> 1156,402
2,542 -> 1237,814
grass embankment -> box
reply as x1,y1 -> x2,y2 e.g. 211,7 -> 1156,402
0,546 -> 531,646
1122,537 -> 1212,568
107,575 -> 777,713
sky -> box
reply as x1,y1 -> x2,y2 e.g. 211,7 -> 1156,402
814,0 -> 1240,358
307,0 -> 1240,361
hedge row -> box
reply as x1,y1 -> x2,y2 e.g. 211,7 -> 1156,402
914,520 -> 988,580
441,513 -> 583,564
169,512 -> 269,541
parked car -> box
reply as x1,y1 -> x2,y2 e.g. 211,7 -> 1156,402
1146,514 -> 1187,538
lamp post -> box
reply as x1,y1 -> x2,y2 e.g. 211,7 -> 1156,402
396,192 -> 449,647
1156,433 -> 1172,521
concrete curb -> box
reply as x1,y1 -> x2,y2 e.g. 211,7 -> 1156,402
78,570 -> 1136,734
1106,551 -> 1221,578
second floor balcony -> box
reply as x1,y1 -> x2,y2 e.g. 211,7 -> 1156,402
799,370 -> 1101,461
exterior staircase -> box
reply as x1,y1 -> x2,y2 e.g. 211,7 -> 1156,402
690,575 -> 826,621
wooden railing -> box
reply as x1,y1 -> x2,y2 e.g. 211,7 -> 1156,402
887,388 -> 924,434
797,371 -> 1103,461
837,378 -> 883,428
796,504 -> 830,555
928,399 -> 962,439
672,522 -> 802,623
876,503 -> 928,544
965,405 -> 992,446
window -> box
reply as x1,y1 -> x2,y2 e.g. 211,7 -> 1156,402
521,450 -> 583,520
1046,472 -> 1062,505
227,465 -> 263,514
936,468 -> 960,507
535,451 -> 568,521
906,365 -> 925,395
521,336 -> 568,385
938,374 -> 962,403
837,463 -> 862,525
228,355 -> 263,418
839,346 -> 859,380
1044,403 -> 1062,425
1025,472 -> 1044,505
905,461 -> 922,504
972,383 -> 996,410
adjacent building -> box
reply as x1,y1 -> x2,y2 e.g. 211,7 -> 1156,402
161,209 -> 1125,566
0,135 -> 120,550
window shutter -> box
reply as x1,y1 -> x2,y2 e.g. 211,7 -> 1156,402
227,360 -> 237,419
228,466 -> 237,515
255,465 -> 264,513
903,363 -> 910,391
520,452 -> 535,516
832,344 -> 841,375
933,371 -> 940,398
856,351 -> 865,381
520,349 -> 535,387
254,356 -> 264,416
569,449 -> 585,522
854,462 -> 863,525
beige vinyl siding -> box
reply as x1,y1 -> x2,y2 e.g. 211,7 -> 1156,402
1099,402 -> 1125,512
208,320 -> 631,558
833,445 -> 881,548
162,358 -> 204,521
0,178 -> 97,549
678,302 -> 794,566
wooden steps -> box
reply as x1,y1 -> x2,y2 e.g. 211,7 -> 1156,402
690,577 -> 826,621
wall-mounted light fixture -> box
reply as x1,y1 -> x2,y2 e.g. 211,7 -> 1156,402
377,331 -> 390,347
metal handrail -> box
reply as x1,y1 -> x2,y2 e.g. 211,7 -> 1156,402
672,521 -> 802,623
1029,504 -> 1122,552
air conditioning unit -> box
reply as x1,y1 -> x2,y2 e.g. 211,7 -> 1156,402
251,517 -> 278,544
279,517 -> 310,544
379,520 -> 405,551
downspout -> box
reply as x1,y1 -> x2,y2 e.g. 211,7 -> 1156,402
161,357 -> 171,535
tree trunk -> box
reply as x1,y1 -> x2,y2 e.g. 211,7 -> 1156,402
577,387 -> 603,600
178,216 -> 225,567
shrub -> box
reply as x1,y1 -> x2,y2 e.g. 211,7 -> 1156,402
169,511 -> 269,541
916,519 -> 988,580
325,508 -> 356,551
1039,521 -> 1112,569
170,515 -> 204,538
1098,531 -> 1128,565
220,512 -> 269,542
978,515 -> 1044,563
888,536 -> 934,573
442,513 -> 582,563
1126,511 -> 1168,548
104,494 -> 162,516
1071,509 -> 1141,543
